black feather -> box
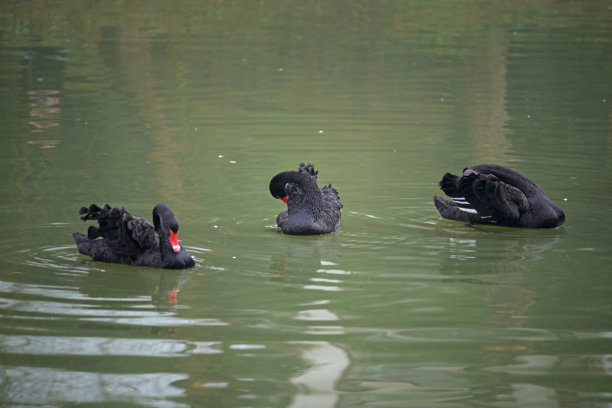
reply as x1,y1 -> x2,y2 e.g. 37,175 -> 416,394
434,164 -> 565,228
270,163 -> 342,235
73,203 -> 195,269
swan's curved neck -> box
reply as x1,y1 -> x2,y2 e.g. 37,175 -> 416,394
152,204 -> 181,257
280,172 -> 323,214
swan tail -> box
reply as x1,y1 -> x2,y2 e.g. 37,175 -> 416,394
72,231 -> 114,260
72,232 -> 90,256
438,173 -> 482,215
434,195 -> 496,225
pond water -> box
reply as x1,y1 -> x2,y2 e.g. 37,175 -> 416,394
1,1 -> 611,407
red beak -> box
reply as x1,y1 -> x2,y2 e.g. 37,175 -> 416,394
168,229 -> 181,253
278,195 -> 289,204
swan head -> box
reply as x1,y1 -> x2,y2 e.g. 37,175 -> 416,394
153,203 -> 182,252
269,172 -> 292,204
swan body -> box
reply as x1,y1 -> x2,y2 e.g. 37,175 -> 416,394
434,164 -> 565,228
73,203 -> 195,269
270,163 -> 342,235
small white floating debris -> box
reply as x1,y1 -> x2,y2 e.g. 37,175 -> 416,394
232,256 -> 237,259
563,198 -> 568,201
278,67 -> 284,72
229,160 -> 237,164
218,154 -> 223,158
213,225 -> 219,229
318,129 -> 324,134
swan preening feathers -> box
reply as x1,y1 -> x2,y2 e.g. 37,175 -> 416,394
72,163 -> 565,267
434,164 -> 565,228
269,163 -> 343,235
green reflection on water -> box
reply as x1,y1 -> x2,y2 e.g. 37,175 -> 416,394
0,1 -> 611,407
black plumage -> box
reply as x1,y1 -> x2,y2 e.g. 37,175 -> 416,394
434,164 -> 565,228
73,203 -> 195,268
269,163 -> 343,235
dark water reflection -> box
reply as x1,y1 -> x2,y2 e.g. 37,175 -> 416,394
1,1 -> 611,407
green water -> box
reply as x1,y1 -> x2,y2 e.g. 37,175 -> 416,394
1,1 -> 611,407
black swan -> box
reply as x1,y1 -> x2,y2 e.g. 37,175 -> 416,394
73,203 -> 195,269
269,163 -> 343,235
434,164 -> 565,228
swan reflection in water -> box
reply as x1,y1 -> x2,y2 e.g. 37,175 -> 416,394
435,226 -> 564,326
288,341 -> 350,408
0,367 -> 189,408
267,232 -> 352,407
82,265 -> 193,307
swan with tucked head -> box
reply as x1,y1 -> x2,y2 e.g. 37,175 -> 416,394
270,163 -> 342,235
434,164 -> 565,228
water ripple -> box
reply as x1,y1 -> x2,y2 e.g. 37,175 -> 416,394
0,335 -> 222,357
1,366 -> 189,408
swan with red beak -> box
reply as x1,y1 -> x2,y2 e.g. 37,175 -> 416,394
269,163 -> 342,235
73,203 -> 195,269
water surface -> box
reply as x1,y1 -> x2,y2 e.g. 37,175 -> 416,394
1,1 -> 611,407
